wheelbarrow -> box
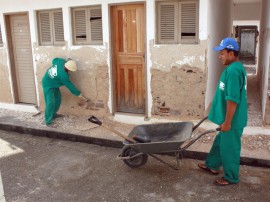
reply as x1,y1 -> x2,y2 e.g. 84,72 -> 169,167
88,116 -> 220,170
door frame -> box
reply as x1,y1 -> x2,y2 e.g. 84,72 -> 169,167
4,12 -> 37,104
238,25 -> 257,61
109,2 -> 148,116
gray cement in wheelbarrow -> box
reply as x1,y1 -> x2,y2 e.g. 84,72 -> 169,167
0,108 -> 270,168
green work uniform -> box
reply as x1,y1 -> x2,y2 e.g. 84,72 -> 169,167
42,58 -> 81,125
206,61 -> 248,183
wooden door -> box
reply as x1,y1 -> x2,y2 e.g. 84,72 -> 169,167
8,14 -> 37,104
112,4 -> 145,114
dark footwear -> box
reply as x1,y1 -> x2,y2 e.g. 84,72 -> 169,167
46,122 -> 58,128
54,113 -> 64,119
214,177 -> 236,186
198,163 -> 219,175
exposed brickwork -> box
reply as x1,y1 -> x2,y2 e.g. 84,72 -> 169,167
151,66 -> 206,119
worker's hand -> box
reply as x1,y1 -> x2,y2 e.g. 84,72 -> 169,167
219,122 -> 231,132
78,93 -> 88,102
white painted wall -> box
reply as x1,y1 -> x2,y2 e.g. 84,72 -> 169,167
199,0 -> 209,41
233,21 -> 260,29
232,2 -> 261,35
146,0 -> 155,118
234,2 -> 261,21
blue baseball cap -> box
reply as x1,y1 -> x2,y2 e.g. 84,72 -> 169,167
213,37 -> 239,51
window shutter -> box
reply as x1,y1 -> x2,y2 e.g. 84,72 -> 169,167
179,1 -> 198,43
89,8 -> 103,44
73,9 -> 87,45
0,25 -> 3,46
39,12 -> 53,45
53,10 -> 65,44
157,2 -> 178,44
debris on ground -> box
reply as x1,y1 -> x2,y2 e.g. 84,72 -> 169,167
0,108 -> 270,154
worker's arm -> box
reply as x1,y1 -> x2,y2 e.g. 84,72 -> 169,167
221,67 -> 243,132
62,79 -> 81,96
220,100 -> 237,131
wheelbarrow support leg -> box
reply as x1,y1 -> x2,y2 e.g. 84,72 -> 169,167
175,151 -> 182,168
148,154 -> 179,170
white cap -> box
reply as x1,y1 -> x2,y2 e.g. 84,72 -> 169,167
65,60 -> 77,72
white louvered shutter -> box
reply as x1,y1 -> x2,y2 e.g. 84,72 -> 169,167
179,1 -> 198,43
73,9 -> 87,45
0,25 -> 3,46
53,10 -> 65,44
157,1 -> 178,44
39,11 -> 53,45
89,7 -> 103,44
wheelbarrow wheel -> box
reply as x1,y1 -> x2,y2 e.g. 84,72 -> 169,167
121,147 -> 148,168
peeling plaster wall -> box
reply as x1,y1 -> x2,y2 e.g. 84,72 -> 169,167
150,40 -> 207,118
0,0 -> 210,119
0,48 -> 12,102
150,40 -> 207,72
151,67 -> 206,118
34,43 -> 109,115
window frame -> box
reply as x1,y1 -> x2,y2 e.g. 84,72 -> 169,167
156,0 -> 199,44
72,6 -> 103,45
37,9 -> 65,46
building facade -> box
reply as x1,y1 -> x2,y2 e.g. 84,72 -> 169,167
0,0 -> 269,124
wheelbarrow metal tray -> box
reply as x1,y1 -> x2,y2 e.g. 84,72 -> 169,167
124,122 -> 194,153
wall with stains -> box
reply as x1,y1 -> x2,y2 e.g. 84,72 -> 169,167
33,42 -> 109,115
0,48 -> 13,102
150,40 -> 207,118
0,0 -> 210,119
146,0 -> 209,118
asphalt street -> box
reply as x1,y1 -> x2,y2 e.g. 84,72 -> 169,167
0,130 -> 269,202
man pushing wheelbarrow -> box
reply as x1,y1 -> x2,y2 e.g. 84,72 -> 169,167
198,38 -> 247,186
90,37 -> 247,187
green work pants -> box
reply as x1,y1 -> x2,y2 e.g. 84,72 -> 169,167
205,128 -> 243,183
44,88 -> 62,125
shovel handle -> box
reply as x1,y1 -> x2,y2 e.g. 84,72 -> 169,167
88,116 -> 138,143
88,116 -> 102,126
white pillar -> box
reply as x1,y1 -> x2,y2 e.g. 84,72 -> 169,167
258,0 -> 270,122
146,0 -> 155,118
205,0 -> 233,109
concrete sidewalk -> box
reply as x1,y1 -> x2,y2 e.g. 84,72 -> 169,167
0,108 -> 269,168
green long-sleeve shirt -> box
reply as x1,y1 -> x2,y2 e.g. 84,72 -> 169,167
42,58 -> 81,96
208,61 -> 248,128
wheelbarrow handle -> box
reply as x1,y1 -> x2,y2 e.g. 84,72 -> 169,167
192,116 -> 208,132
180,127 -> 220,151
88,116 -> 102,126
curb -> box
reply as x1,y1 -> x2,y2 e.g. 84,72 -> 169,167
0,122 -> 269,168
0,122 -> 122,148
182,150 -> 270,168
